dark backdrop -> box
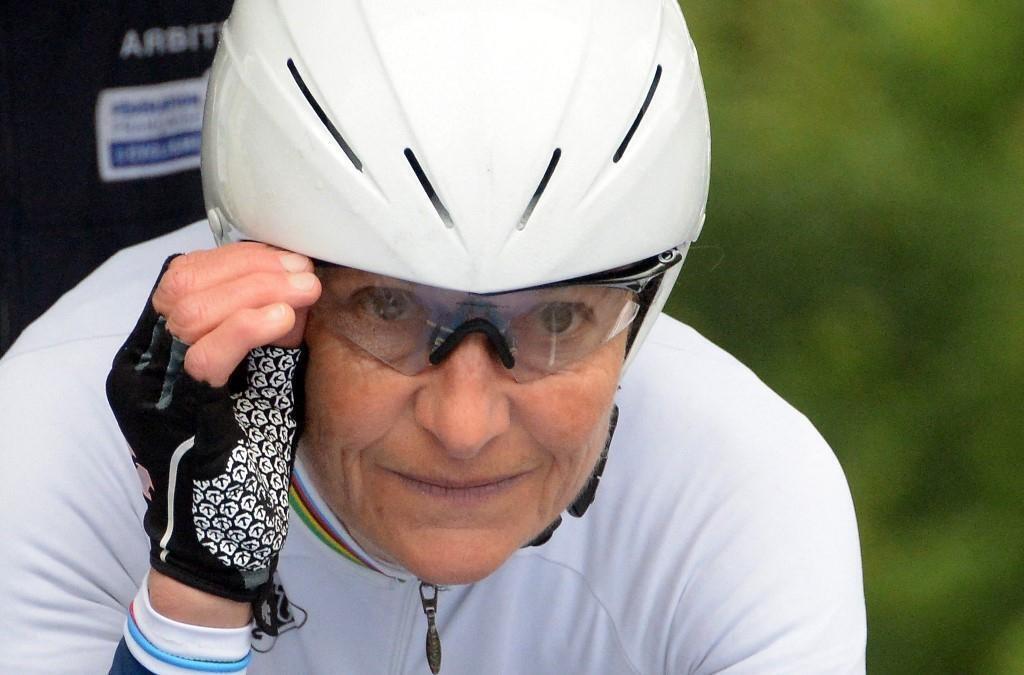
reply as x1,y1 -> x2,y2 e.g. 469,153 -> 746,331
0,1 -> 233,353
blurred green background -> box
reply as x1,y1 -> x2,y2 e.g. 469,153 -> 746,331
664,2 -> 1024,673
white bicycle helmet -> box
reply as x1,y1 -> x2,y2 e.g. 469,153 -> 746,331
202,0 -> 710,368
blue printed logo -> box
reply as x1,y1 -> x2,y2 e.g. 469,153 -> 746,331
110,131 -> 202,168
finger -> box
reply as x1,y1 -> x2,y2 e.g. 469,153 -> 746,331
164,271 -> 321,345
122,256 -> 180,357
184,304 -> 297,387
153,244 -> 313,315
276,305 -> 311,349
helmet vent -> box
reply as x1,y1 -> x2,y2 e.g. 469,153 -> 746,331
404,148 -> 454,228
518,148 -> 562,230
613,65 -> 663,163
287,59 -> 363,172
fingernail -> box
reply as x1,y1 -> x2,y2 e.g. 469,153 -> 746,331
280,253 -> 309,272
266,304 -> 287,321
289,273 -> 317,291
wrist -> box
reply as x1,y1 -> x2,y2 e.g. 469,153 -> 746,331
122,572 -> 254,674
149,569 -> 253,628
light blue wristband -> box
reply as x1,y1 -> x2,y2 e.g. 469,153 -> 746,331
126,612 -> 252,673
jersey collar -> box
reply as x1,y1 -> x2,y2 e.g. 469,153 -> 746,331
289,456 -> 410,581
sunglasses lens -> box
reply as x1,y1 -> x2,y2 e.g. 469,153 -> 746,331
313,267 -> 642,380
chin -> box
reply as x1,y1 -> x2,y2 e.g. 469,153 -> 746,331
413,561 -> 499,586
393,528 -> 526,586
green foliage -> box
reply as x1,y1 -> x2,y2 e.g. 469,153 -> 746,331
668,2 -> 1024,672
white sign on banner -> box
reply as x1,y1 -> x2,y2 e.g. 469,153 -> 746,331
95,73 -> 208,182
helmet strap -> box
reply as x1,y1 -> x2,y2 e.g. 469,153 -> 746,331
568,403 -> 618,518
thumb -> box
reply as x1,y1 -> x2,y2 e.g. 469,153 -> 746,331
274,305 -> 310,349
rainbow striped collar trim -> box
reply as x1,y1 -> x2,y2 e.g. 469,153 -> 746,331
289,467 -> 390,577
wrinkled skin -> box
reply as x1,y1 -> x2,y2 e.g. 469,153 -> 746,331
300,311 -> 624,585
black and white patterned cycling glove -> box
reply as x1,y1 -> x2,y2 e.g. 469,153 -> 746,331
106,261 -> 306,602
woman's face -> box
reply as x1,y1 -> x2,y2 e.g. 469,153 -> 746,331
300,279 -> 625,585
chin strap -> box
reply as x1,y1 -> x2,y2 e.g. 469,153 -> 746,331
526,404 -> 619,548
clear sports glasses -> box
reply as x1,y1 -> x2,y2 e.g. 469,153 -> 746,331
312,249 -> 682,383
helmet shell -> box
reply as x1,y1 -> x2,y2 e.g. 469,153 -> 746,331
202,0 -> 710,295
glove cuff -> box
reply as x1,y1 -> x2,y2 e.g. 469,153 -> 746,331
150,549 -> 272,604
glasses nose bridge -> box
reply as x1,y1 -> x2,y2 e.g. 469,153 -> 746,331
427,332 -> 518,402
428,316 -> 516,371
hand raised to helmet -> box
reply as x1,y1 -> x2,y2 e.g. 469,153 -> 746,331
106,246 -> 320,601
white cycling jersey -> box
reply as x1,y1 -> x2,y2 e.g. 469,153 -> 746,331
0,223 -> 866,674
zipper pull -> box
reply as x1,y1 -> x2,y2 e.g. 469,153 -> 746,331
419,582 -> 442,674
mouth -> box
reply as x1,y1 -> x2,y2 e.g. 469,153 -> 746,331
388,470 -> 530,503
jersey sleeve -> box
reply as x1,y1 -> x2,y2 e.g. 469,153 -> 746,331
665,415 -> 866,674
0,339 -> 151,672
617,318 -> 867,674
110,640 -> 156,675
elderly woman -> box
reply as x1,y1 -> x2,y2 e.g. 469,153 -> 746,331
0,0 -> 865,673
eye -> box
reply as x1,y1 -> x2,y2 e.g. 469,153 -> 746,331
534,302 -> 592,336
356,287 -> 419,322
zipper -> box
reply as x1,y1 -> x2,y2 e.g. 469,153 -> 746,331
419,582 -> 442,674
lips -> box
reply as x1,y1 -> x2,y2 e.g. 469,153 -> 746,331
388,469 -> 530,502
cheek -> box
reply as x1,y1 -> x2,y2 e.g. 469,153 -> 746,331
518,336 -> 623,450
516,339 -> 624,504
524,382 -> 609,450
303,333 -> 411,456
524,387 -> 615,520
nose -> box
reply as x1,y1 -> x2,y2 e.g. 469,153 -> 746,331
414,333 -> 512,460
